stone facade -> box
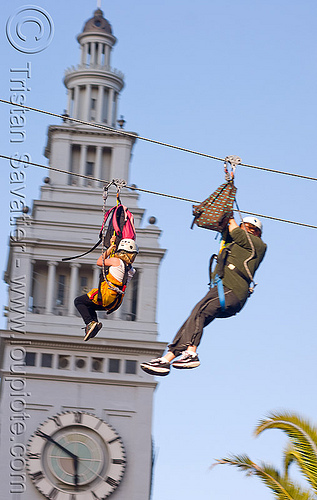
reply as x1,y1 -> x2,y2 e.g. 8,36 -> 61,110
0,9 -> 165,500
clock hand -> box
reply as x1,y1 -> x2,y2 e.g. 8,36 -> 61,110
36,430 -> 80,487
76,459 -> 109,483
73,456 -> 79,488
36,430 -> 79,461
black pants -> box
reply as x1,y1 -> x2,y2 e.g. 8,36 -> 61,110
168,286 -> 244,357
74,294 -> 105,325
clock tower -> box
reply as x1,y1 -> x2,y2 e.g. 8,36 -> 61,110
0,8 -> 166,500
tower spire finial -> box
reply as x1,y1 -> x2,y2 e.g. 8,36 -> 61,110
97,0 -> 101,8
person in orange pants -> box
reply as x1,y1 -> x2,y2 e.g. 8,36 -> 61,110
75,236 -> 138,341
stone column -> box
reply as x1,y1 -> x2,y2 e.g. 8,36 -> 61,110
67,89 -> 72,116
135,268 -> 143,321
136,265 -> 157,323
112,92 -> 117,127
90,42 -> 96,66
103,88 -> 109,123
73,86 -> 80,119
45,261 -> 57,314
24,257 -> 34,312
94,146 -> 102,187
96,85 -> 103,123
79,144 -> 87,186
104,45 -> 110,67
82,43 -> 88,66
29,259 -> 36,312
107,88 -> 114,126
97,43 -> 102,66
85,84 -> 91,122
93,265 -> 100,288
68,263 -> 81,315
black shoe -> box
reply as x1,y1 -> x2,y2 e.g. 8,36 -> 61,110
172,352 -> 200,369
140,358 -> 170,376
84,321 -> 102,342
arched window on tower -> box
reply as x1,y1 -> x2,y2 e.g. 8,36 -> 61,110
85,162 -> 94,185
84,146 -> 95,186
91,98 -> 96,120
90,86 -> 98,121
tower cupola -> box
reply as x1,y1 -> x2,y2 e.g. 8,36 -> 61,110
64,8 -> 124,126
82,8 -> 113,35
78,8 -> 116,68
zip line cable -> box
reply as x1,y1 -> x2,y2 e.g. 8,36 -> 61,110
1,99 -> 223,162
1,98 -> 317,183
1,154 -> 316,230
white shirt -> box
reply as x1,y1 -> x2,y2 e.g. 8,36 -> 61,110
109,259 -> 135,284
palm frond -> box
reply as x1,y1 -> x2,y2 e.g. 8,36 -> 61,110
284,445 -> 300,476
255,412 -> 317,492
214,454 -> 315,500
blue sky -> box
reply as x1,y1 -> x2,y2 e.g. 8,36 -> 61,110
1,1 -> 317,499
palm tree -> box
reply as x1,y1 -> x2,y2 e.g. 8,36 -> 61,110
214,411 -> 317,500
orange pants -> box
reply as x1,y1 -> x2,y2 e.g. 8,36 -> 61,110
87,274 -> 124,310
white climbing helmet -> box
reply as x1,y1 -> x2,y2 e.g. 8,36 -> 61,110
242,216 -> 263,234
118,239 -> 139,253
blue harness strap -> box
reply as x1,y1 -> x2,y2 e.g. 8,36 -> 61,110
209,235 -> 229,312
213,274 -> 226,311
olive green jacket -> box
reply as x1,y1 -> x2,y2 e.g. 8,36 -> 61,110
213,227 -> 267,305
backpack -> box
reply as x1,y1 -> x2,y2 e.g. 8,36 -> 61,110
101,204 -> 136,248
62,203 -> 136,262
191,181 -> 237,233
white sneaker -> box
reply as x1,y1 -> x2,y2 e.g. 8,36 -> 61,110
140,358 -> 170,376
172,352 -> 200,369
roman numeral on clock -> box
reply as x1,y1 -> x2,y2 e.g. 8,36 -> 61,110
107,436 -> 120,444
73,411 -> 82,423
52,415 -> 62,427
112,458 -> 125,464
27,452 -> 41,459
48,487 -> 58,499
30,470 -> 44,483
105,476 -> 119,487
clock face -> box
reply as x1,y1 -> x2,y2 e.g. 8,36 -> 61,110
26,411 -> 126,499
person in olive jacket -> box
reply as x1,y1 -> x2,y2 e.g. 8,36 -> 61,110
140,216 -> 267,376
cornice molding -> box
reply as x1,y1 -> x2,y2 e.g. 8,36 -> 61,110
5,336 -> 167,356
47,124 -> 138,140
1,370 -> 158,389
